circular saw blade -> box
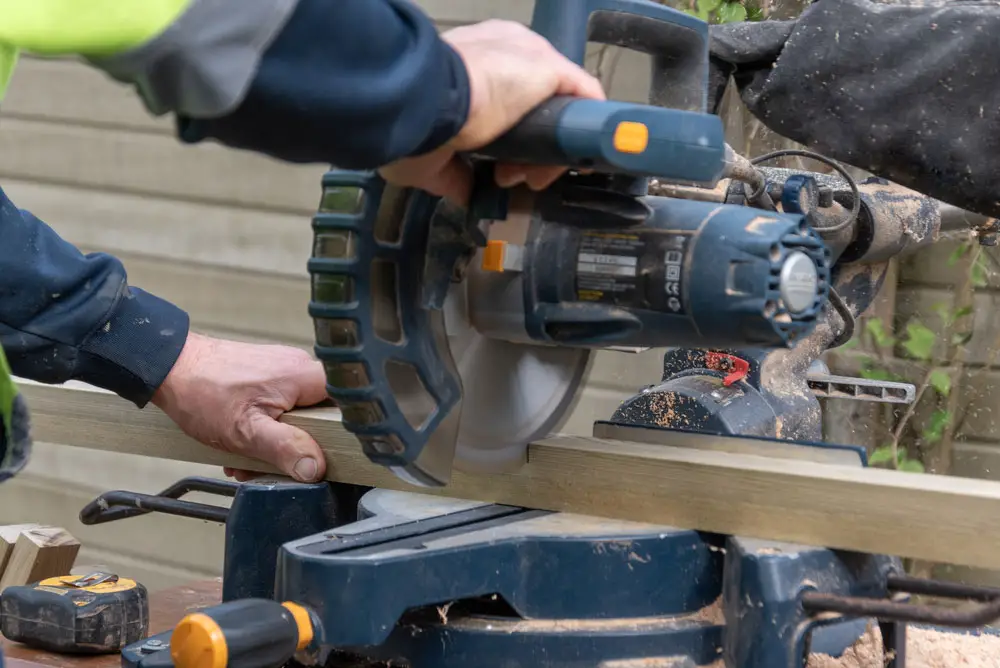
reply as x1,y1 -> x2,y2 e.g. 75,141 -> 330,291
443,285 -> 592,475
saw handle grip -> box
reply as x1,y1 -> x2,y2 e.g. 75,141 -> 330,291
474,96 -> 725,186
170,599 -> 314,668
531,0 -> 711,112
468,2 -> 726,191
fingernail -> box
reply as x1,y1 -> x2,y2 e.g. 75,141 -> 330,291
293,457 -> 319,481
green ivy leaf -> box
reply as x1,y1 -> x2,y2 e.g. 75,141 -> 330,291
865,318 -> 894,348
696,0 -> 724,13
929,369 -> 951,396
717,1 -> 747,23
921,409 -> 951,444
897,458 -> 926,474
868,445 -> 896,466
954,305 -> 974,321
947,242 -> 972,267
952,330 -> 974,346
745,5 -> 765,20
901,321 -> 936,361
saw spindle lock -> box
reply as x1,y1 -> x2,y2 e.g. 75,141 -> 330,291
309,0 -> 834,487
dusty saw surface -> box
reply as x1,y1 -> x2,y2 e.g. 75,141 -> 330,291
804,622 -> 1000,667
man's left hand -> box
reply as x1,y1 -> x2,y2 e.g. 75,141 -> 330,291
151,332 -> 329,483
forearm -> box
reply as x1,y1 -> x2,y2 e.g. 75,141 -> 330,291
0,187 -> 189,407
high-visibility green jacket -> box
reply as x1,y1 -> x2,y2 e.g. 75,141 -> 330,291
0,0 -> 471,483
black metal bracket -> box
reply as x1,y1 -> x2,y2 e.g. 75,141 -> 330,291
802,574 -> 1000,668
79,476 -> 240,525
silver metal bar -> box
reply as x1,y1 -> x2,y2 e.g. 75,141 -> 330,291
938,202 -> 991,234
806,373 -> 916,405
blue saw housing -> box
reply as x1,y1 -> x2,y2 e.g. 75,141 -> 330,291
514,194 -> 831,349
307,0 -> 831,484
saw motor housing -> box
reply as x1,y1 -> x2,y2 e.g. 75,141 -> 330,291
308,0 -> 834,487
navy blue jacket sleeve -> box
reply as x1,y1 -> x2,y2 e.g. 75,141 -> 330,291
0,187 -> 190,407
176,0 -> 471,169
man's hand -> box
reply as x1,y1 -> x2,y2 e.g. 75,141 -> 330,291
151,332 -> 328,483
378,19 -> 606,205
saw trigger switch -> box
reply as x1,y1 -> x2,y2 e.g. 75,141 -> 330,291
482,240 -> 506,272
613,121 -> 649,155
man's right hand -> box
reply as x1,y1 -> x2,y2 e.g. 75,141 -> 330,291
378,19 -> 606,206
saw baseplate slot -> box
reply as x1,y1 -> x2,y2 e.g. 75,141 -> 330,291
371,259 -> 403,343
807,373 -> 915,405
373,184 -> 407,244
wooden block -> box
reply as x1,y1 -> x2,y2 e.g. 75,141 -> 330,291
0,527 -> 80,591
15,379 -> 1000,572
0,525 -> 40,579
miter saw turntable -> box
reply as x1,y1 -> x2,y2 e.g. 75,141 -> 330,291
72,1 -> 1000,667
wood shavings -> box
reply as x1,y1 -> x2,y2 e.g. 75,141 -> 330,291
806,623 -> 1000,668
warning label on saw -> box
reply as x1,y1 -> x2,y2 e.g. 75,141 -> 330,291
575,230 -> 691,315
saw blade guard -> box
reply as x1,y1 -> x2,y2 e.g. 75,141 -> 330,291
309,171 -> 590,488
308,171 -> 465,488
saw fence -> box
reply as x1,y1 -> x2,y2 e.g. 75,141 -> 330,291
17,378 -> 1000,572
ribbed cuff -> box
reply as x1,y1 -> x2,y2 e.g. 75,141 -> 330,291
409,40 -> 471,157
75,287 -> 190,408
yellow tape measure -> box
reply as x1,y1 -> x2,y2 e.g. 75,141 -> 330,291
1,571 -> 149,654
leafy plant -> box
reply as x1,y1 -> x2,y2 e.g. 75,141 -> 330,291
900,320 -> 936,361
846,244 -> 984,476
683,0 -> 760,23
921,409 -> 951,445
869,444 -> 925,473
928,369 -> 951,397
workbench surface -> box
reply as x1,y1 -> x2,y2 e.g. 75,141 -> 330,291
2,579 -> 222,668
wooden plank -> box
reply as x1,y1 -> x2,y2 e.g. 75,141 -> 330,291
5,58 -> 170,134
15,379 -> 1000,571
76,249 -> 313,346
3,179 -> 312,278
0,118 -> 323,214
0,525 -> 40,579
0,527 -> 80,592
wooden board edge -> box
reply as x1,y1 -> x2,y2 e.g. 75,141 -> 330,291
14,378 -> 1000,571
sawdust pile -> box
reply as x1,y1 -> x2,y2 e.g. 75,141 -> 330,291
691,598 -> 725,626
806,623 -> 1000,668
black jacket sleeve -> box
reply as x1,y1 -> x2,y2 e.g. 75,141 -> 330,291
0,187 -> 189,407
709,0 -> 1000,218
176,0 -> 471,169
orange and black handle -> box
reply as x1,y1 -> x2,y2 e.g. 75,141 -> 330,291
170,599 -> 315,668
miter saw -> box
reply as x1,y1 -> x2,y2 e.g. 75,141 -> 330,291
61,1 -> 1000,667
